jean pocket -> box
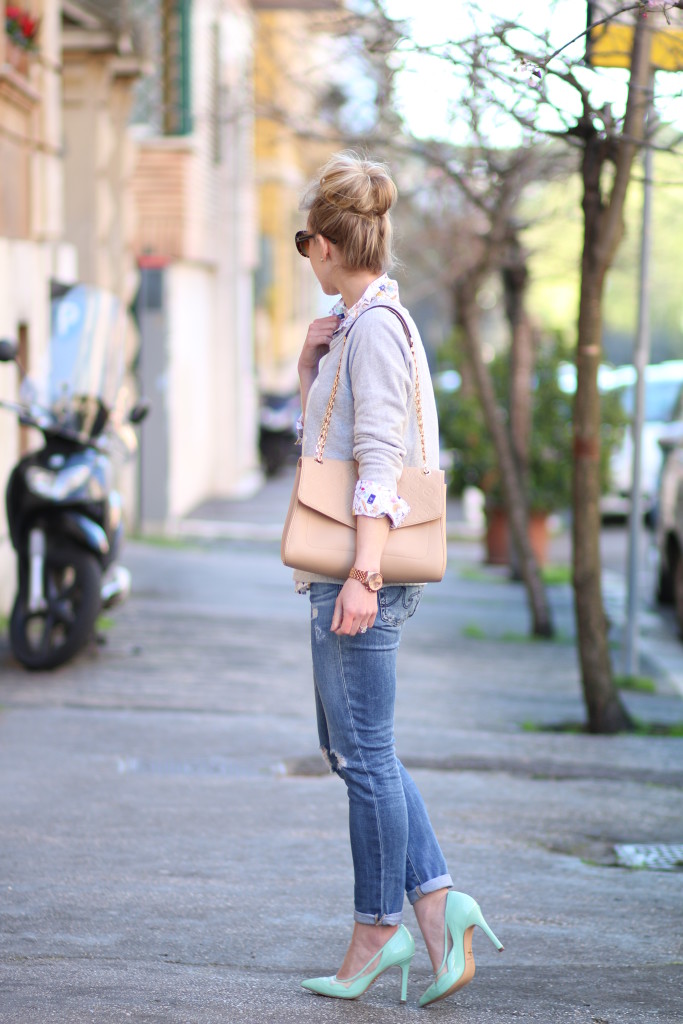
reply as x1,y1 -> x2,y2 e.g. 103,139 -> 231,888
378,585 -> 424,626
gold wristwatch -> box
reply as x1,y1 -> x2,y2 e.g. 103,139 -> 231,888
348,568 -> 383,592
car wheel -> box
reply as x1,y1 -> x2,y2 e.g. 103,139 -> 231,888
657,552 -> 675,605
674,554 -> 683,637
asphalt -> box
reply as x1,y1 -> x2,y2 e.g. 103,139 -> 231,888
1,468 -> 682,1023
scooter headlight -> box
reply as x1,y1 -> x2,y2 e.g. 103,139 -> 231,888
26,463 -> 92,500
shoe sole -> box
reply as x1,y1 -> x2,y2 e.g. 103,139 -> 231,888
424,925 -> 477,1005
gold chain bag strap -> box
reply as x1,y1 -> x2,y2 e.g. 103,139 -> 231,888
281,304 -> 447,583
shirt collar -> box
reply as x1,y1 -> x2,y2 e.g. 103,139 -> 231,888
330,274 -> 400,334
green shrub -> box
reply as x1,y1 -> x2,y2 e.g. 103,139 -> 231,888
436,341 -> 626,512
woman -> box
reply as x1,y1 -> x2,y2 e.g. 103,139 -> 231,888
293,152 -> 503,1006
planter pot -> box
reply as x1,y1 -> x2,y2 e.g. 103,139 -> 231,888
485,507 -> 550,567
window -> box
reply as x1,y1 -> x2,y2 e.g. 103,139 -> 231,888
129,0 -> 193,137
162,0 -> 192,136
210,20 -> 223,164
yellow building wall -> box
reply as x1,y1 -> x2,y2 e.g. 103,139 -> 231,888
253,9 -> 334,397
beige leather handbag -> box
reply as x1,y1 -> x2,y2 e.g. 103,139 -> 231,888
281,306 -> 447,583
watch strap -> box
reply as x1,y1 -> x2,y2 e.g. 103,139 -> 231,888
349,568 -> 383,592
348,567 -> 369,587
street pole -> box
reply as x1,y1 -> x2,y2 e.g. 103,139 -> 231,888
623,73 -> 655,678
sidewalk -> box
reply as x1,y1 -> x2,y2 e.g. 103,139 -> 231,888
181,467 -> 683,696
0,483 -> 681,1023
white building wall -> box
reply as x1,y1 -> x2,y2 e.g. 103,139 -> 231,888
132,0 -> 260,528
210,0 -> 260,496
166,261 -> 217,520
174,0 -> 260,506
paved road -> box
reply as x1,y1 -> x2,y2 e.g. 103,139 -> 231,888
0,508 -> 682,1023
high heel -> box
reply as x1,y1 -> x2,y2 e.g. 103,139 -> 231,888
301,923 -> 415,1001
418,891 -> 503,1008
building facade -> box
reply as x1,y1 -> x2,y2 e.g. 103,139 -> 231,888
130,0 -> 261,528
0,1 -> 76,614
0,0 -> 146,615
0,0 -> 343,616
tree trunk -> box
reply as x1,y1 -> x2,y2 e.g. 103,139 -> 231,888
573,251 -> 631,732
571,18 -> 653,733
503,247 -> 535,580
456,277 -> 554,637
504,254 -> 533,490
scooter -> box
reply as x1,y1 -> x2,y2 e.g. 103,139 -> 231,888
0,285 -> 149,670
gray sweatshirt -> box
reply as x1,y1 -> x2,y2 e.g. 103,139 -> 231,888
302,302 -> 440,487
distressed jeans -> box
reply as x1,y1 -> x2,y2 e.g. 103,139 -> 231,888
309,583 -> 453,925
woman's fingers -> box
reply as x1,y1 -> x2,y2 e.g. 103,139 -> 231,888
330,582 -> 378,636
330,592 -> 344,633
305,315 -> 340,343
330,597 -> 364,635
299,317 -> 339,372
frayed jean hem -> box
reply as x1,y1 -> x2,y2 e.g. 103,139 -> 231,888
406,874 -> 453,906
354,910 -> 404,926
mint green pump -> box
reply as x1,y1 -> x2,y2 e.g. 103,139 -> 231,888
301,924 -> 415,1002
418,891 -> 504,1008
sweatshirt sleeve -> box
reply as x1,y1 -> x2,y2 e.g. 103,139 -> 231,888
347,307 -> 413,491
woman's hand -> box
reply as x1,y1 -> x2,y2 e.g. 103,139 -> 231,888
298,315 -> 341,380
330,517 -> 390,635
330,579 -> 378,636
299,315 -> 342,422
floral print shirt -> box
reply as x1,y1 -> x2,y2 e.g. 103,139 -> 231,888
298,273 -> 410,529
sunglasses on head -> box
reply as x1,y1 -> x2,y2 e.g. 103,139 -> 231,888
295,229 -> 338,258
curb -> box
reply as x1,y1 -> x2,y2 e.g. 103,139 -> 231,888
603,569 -> 683,699
171,519 -> 484,545
172,519 -> 283,542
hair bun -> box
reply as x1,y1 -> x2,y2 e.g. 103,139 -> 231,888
318,152 -> 397,219
302,150 -> 398,273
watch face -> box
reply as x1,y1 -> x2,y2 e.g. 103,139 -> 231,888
367,572 -> 383,592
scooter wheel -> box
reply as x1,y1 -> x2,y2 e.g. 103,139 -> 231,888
10,543 -> 102,671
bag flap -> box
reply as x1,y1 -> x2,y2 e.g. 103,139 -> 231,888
298,457 -> 357,527
298,457 -> 445,529
396,466 -> 446,526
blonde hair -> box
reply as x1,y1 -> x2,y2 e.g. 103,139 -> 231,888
302,151 -> 398,274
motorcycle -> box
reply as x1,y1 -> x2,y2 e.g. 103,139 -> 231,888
0,284 -> 149,670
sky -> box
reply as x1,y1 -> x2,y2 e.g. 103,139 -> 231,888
382,0 -> 683,143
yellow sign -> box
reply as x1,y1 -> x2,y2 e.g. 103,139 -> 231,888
587,1 -> 683,71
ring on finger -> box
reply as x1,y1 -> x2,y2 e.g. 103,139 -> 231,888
359,625 -> 368,634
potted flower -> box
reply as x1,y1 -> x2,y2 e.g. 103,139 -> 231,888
436,341 -> 626,565
5,5 -> 40,74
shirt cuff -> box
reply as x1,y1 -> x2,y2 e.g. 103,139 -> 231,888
353,479 -> 410,528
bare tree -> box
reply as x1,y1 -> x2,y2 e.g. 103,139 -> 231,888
569,16 -> 654,732
387,3 -> 683,729
377,137 -> 560,635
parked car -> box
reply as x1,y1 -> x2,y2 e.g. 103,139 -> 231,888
599,361 -> 683,519
653,399 -> 683,628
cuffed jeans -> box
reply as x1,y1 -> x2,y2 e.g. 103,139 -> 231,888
310,583 -> 453,925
